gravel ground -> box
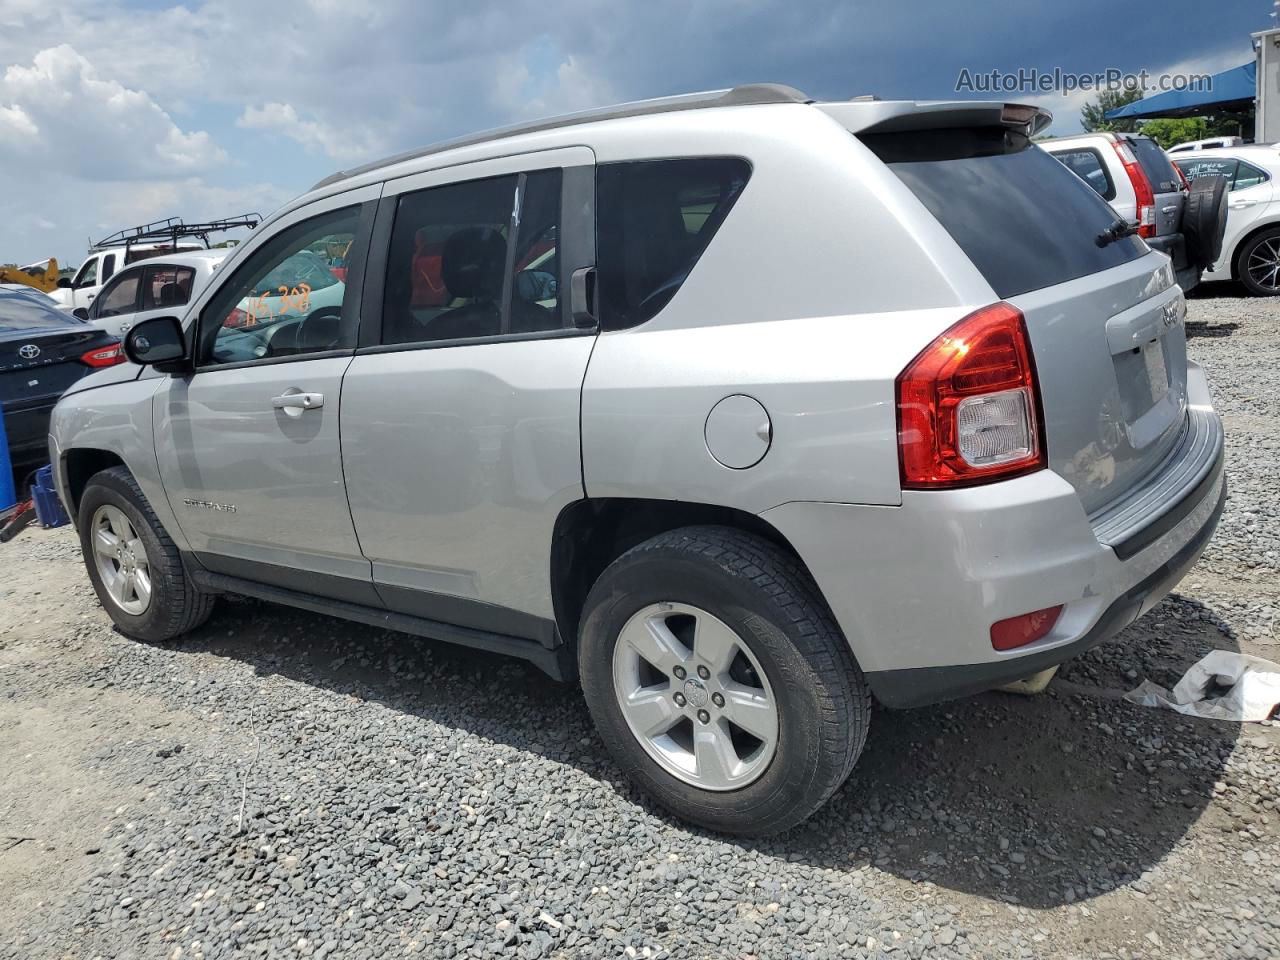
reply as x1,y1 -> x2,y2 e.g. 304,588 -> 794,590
1,280 -> 1279,960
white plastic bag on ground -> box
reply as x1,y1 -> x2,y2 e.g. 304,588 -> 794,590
1125,650 -> 1280,722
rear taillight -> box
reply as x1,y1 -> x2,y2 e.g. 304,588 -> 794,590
1111,140 -> 1156,239
80,343 -> 125,368
991,605 -> 1063,651
895,302 -> 1045,489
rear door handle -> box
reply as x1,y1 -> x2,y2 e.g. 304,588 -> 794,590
1230,199 -> 1258,209
272,391 -> 324,411
1161,205 -> 1179,213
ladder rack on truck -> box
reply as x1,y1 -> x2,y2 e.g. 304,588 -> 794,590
91,214 -> 261,259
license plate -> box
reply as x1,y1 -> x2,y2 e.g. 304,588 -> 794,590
1142,338 -> 1169,403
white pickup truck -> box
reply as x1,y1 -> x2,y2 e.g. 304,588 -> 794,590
48,215 -> 260,314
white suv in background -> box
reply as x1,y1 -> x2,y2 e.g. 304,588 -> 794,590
81,250 -> 228,339
1172,145 -> 1280,295
1043,132 -> 1227,293
49,242 -> 206,314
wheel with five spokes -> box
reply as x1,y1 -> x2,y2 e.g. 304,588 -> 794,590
78,466 -> 215,642
579,526 -> 870,836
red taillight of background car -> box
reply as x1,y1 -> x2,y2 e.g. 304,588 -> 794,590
1174,162 -> 1192,193
225,307 -> 251,328
80,343 -> 125,368
990,605 -> 1063,651
895,302 -> 1045,489
1111,140 -> 1157,239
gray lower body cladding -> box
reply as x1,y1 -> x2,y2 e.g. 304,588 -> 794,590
866,470 -> 1226,709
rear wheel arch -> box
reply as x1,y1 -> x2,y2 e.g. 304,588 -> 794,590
550,498 -> 837,656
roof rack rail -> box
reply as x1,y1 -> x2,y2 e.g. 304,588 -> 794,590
92,213 -> 261,252
312,83 -> 812,190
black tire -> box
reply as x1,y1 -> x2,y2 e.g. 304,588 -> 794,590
1235,227 -> 1280,297
78,466 -> 215,642
1182,174 -> 1228,269
578,525 -> 870,836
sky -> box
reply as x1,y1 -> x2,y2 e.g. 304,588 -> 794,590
0,0 -> 1272,266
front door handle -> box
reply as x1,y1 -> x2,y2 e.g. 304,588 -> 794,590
272,391 -> 324,411
1230,199 -> 1257,209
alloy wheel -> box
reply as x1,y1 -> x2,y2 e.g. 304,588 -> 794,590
1247,237 -> 1280,292
91,504 -> 152,616
611,602 -> 778,791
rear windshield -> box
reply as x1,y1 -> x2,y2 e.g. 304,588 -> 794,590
0,292 -> 80,332
1127,137 -> 1181,193
862,129 -> 1146,299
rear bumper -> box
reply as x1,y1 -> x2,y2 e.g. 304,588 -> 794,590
2,396 -> 59,464
760,365 -> 1225,709
864,474 -> 1224,707
1145,234 -> 1201,291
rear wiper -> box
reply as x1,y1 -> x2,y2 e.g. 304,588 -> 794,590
1096,218 -> 1138,247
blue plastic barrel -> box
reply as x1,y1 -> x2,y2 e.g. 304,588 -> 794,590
0,409 -> 15,512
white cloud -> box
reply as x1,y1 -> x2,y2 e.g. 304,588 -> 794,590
0,101 -> 37,142
236,102 -> 378,163
0,45 -> 225,179
96,178 -> 291,228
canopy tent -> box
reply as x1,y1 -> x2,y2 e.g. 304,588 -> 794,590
1105,61 -> 1256,120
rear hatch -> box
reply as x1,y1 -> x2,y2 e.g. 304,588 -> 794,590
854,113 -> 1187,514
1123,135 -> 1185,239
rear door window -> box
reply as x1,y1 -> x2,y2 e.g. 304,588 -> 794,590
1232,160 -> 1269,191
141,265 -> 197,309
1126,137 -> 1181,193
1051,147 -> 1115,200
1173,157 -> 1237,184
596,158 -> 751,330
864,130 -> 1145,299
381,170 -> 564,345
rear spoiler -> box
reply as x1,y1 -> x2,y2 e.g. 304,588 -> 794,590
817,100 -> 1053,139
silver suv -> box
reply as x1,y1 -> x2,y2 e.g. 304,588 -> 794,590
49,86 -> 1225,835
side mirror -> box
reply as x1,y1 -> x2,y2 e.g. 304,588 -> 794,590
56,277 -> 72,289
124,315 -> 189,372
515,269 -> 558,303
72,308 -> 90,321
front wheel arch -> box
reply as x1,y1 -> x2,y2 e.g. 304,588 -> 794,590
62,447 -> 126,520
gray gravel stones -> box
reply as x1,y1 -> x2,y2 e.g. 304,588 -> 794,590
1,280 -> 1279,959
